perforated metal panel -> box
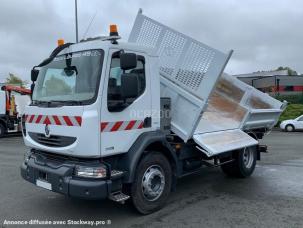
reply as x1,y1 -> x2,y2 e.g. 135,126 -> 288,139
128,11 -> 232,141
129,11 -> 232,101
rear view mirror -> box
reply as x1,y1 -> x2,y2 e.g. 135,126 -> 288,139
31,69 -> 39,82
63,66 -> 78,76
120,53 -> 137,70
121,73 -> 139,99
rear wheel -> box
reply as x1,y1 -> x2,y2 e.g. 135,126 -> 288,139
220,147 -> 257,178
131,152 -> 172,214
285,124 -> 295,132
0,123 -> 5,138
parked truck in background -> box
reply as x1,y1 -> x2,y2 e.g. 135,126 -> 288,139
0,85 -> 31,137
20,10 -> 286,214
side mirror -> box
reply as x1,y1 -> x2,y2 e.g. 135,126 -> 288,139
31,69 -> 39,82
120,53 -> 137,70
121,73 -> 139,99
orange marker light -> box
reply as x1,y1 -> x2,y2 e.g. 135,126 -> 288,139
109,24 -> 119,36
57,39 -> 65,46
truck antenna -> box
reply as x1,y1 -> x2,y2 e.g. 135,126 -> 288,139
82,9 -> 98,41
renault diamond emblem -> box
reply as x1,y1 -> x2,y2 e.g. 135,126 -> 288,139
44,124 -> 50,138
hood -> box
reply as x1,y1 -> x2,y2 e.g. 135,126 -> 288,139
23,105 -> 100,158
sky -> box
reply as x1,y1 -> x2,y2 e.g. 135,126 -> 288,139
0,0 -> 303,83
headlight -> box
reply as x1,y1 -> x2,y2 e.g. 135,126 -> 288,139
75,165 -> 107,179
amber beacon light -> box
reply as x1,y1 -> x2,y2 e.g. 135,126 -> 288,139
57,39 -> 65,46
109,24 -> 119,36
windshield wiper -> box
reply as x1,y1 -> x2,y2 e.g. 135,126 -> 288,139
32,100 -> 63,107
49,100 -> 83,106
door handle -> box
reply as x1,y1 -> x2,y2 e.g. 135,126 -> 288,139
143,117 -> 152,128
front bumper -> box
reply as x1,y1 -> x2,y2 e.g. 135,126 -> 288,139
20,151 -> 112,200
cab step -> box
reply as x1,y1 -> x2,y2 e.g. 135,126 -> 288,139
109,192 -> 130,204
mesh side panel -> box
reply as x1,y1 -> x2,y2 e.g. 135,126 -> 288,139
129,12 -> 232,141
158,30 -> 186,77
136,19 -> 162,48
176,43 -> 215,91
129,12 -> 229,99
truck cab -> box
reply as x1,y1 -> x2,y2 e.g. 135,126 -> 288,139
22,36 -> 171,213
23,40 -> 160,158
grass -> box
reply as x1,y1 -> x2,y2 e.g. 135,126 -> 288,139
278,103 -> 303,124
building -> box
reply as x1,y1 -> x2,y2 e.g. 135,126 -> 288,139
234,70 -> 303,96
233,70 -> 288,86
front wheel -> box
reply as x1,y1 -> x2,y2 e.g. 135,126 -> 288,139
285,124 -> 295,132
220,147 -> 257,178
131,152 -> 172,214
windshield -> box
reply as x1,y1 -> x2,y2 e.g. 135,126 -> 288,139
32,49 -> 104,105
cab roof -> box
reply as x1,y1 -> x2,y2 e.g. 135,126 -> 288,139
57,38 -> 157,57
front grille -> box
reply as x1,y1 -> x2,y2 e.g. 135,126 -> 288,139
28,132 -> 76,147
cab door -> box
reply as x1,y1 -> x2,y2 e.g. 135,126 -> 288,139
100,49 -> 152,156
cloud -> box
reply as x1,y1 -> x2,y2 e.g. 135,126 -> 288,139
0,0 -> 302,82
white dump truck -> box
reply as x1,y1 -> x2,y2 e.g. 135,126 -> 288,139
21,10 -> 286,214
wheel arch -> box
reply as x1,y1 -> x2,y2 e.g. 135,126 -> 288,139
118,131 -> 179,183
285,123 -> 295,131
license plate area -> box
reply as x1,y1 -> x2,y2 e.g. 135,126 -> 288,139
36,171 -> 52,190
36,179 -> 52,191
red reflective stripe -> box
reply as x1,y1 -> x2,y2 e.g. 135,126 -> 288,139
101,122 -> 108,132
52,115 -> 61,125
35,115 -> 42,124
125,120 -> 136,130
75,116 -> 82,126
44,116 -> 51,125
63,116 -> 73,126
138,121 -> 144,129
111,121 -> 123,132
29,115 -> 35,123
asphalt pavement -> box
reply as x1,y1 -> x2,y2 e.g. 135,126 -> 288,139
0,131 -> 303,228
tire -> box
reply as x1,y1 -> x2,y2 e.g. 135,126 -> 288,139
131,152 -> 172,214
0,123 -> 5,138
285,124 -> 295,132
220,147 -> 257,178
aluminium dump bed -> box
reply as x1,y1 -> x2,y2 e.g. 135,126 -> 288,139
128,10 -> 285,156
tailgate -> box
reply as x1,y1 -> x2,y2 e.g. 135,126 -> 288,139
193,129 -> 258,157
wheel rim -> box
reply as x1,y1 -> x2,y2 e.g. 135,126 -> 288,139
141,165 -> 165,201
286,125 -> 293,132
243,148 -> 254,169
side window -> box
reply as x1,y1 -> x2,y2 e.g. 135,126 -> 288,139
298,116 -> 303,121
107,52 -> 146,112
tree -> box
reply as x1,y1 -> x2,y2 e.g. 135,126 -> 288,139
5,73 -> 28,87
276,66 -> 298,76
44,75 -> 72,96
